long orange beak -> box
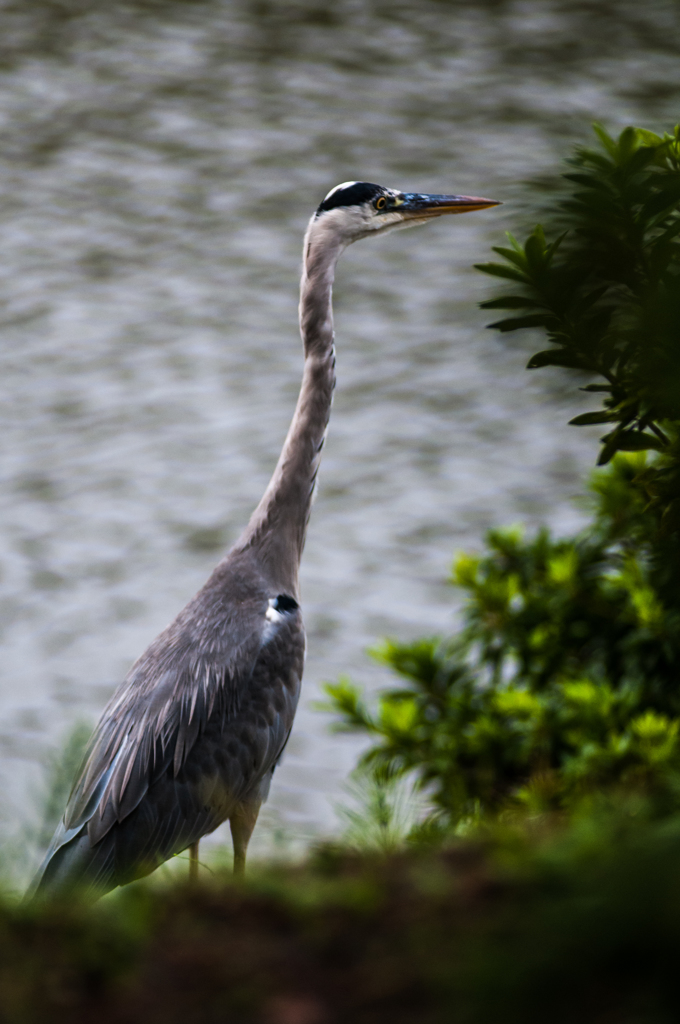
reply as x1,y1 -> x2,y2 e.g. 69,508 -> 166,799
398,193 -> 501,217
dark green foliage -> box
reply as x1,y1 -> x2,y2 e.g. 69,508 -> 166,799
323,125 -> 680,827
475,124 -> 680,468
475,124 -> 680,603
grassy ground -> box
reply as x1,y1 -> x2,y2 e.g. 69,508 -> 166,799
4,807 -> 680,1023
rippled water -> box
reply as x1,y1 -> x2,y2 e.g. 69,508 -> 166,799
1,0 -> 679,868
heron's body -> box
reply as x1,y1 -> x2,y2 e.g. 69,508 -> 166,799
31,181 -> 498,900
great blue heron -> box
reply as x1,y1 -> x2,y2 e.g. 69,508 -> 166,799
31,181 -> 499,900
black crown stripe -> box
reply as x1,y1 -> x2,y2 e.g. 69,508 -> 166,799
317,182 -> 383,214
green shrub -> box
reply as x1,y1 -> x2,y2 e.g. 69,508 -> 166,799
322,124 -> 680,828
323,458 -> 680,823
476,123 -> 680,592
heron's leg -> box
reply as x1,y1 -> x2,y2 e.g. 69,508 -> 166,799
229,800 -> 261,878
189,840 -> 199,882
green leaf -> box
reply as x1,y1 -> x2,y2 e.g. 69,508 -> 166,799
318,678 -> 376,731
580,384 -> 613,393
474,262 -> 528,283
492,246 -> 528,271
527,349 -> 588,370
504,232 -> 525,254
576,286 -> 611,313
616,126 -> 638,163
637,128 -> 662,147
598,429 -> 665,464
572,150 -> 612,174
524,227 -> 547,270
480,296 -> 539,310
562,173 -> 613,194
648,215 -> 680,248
545,231 -> 568,264
611,431 -> 665,453
592,123 -> 618,159
489,315 -> 551,333
569,411 -> 621,426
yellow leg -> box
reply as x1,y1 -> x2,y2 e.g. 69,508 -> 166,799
189,840 -> 199,882
229,800 -> 261,878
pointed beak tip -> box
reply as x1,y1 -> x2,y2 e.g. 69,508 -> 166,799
458,196 -> 502,211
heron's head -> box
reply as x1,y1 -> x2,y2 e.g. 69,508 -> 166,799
312,181 -> 500,245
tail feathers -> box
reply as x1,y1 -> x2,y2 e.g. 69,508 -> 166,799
29,828 -> 117,902
28,790 -> 219,902
28,763 -> 234,901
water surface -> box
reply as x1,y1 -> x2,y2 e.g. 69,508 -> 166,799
1,0 -> 679,869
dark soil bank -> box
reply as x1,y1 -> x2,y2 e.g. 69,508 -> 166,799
5,827 -> 680,1023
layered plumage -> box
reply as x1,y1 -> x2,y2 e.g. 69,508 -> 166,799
33,554 -> 304,897
31,181 -> 499,900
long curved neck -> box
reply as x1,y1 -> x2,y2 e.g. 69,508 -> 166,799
236,218 -> 345,593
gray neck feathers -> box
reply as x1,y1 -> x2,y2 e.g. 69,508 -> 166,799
235,216 -> 344,591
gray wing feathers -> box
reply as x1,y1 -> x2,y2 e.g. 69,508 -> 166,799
69,633 -> 264,847
33,587 -> 304,898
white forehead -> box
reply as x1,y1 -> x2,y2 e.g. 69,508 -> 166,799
322,181 -> 359,202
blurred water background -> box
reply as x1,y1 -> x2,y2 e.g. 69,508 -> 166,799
1,0 -> 679,874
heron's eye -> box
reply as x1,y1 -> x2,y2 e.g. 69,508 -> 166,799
375,196 -> 387,210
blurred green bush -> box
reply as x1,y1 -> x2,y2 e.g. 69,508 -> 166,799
7,810 -> 680,1023
323,124 -> 680,829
